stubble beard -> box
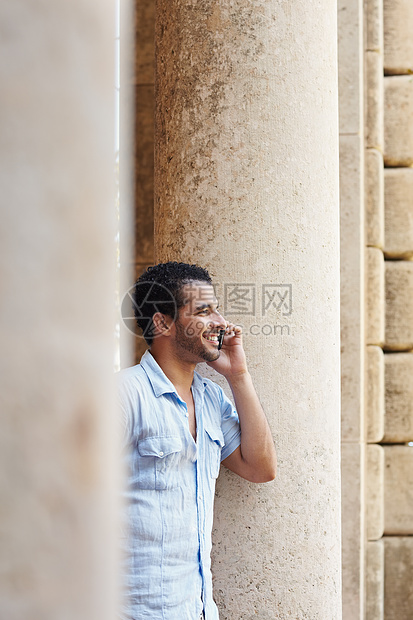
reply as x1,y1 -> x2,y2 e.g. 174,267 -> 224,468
174,319 -> 220,363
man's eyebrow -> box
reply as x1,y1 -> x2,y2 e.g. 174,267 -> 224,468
194,302 -> 219,311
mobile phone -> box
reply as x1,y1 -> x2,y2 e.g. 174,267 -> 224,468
218,329 -> 225,350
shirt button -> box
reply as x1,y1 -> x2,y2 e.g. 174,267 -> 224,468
159,451 -> 164,457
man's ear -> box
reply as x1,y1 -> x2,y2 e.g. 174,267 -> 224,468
152,312 -> 173,336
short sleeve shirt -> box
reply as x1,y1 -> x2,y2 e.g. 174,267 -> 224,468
117,350 -> 241,620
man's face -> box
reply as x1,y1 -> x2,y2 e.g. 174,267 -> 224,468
172,281 -> 226,363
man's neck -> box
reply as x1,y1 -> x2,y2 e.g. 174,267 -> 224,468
149,346 -> 196,395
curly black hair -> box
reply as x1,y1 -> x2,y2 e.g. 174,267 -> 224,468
132,261 -> 212,345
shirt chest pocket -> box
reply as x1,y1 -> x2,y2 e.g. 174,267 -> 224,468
136,436 -> 182,490
204,426 -> 225,479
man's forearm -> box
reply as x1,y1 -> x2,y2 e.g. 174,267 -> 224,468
226,371 -> 277,482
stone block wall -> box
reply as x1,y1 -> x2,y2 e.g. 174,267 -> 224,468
384,168 -> 413,259
365,0 -> 413,616
383,0 -> 413,75
383,537 -> 413,620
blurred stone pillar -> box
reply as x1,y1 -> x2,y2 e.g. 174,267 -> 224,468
0,2 -> 119,619
155,0 -> 341,617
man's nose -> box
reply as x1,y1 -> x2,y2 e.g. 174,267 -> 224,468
210,310 -> 226,328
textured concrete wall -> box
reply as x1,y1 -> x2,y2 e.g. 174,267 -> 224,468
0,2 -> 118,619
155,1 -> 341,617
339,0 -> 365,616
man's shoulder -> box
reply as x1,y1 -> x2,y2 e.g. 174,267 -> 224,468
116,362 -> 145,381
116,362 -> 149,394
115,362 -> 154,424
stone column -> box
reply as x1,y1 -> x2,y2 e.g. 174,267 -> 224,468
155,1 -> 341,617
339,0 -> 366,615
0,2 -> 118,618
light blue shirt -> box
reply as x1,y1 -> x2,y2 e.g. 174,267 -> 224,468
117,350 -> 241,620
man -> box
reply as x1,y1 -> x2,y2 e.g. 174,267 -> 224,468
117,261 -> 276,620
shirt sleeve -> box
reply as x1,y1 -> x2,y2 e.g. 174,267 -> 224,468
116,375 -> 136,450
219,387 -> 241,461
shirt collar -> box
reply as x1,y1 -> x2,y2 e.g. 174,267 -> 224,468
140,349 -> 207,397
